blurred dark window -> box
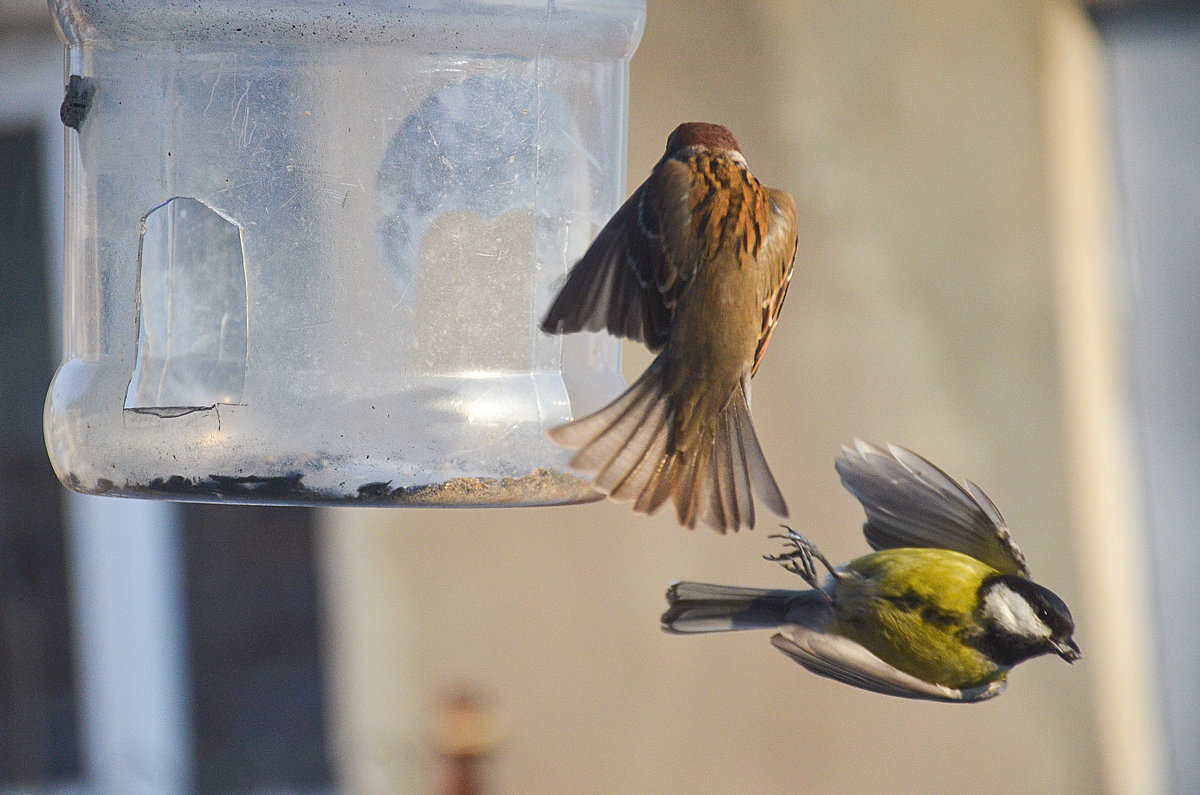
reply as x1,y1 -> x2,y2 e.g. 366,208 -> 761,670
181,503 -> 332,792
0,126 -> 82,784
0,122 -> 332,792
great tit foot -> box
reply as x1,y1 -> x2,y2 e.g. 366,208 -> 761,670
764,526 -> 838,602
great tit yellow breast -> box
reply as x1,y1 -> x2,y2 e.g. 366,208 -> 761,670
830,548 -> 1006,690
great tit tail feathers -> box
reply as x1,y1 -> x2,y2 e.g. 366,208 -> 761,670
661,581 -> 813,634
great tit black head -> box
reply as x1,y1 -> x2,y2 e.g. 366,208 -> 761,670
977,574 -> 1080,668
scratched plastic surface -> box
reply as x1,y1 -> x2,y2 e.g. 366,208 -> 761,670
45,0 -> 643,506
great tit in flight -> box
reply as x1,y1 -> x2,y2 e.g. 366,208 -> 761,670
661,440 -> 1079,702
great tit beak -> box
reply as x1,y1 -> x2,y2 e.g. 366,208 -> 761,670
1052,637 -> 1081,663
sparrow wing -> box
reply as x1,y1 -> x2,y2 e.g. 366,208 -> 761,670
835,440 -> 1030,577
751,188 -> 798,377
539,179 -> 673,350
770,625 -> 1008,703
643,155 -> 708,327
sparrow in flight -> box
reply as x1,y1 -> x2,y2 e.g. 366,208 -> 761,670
541,122 -> 798,532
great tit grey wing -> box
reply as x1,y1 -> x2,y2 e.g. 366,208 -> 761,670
770,626 -> 1008,703
963,478 -> 1008,534
835,439 -> 1030,577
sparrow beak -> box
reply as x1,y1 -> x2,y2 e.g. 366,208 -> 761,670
1052,637 -> 1081,663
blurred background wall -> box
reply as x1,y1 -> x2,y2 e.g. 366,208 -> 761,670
2,0 -> 1196,793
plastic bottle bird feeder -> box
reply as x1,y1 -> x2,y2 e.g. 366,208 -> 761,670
45,0 -> 644,506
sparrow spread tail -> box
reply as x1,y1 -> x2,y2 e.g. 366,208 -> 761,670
549,356 -> 788,533
661,581 -> 810,633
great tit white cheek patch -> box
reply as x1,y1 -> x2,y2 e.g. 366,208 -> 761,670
983,583 -> 1051,639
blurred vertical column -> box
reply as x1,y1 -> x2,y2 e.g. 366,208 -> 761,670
65,497 -> 192,793
1041,3 -> 1167,793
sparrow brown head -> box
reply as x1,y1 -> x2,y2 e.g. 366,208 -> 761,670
541,122 -> 798,532
663,122 -> 741,158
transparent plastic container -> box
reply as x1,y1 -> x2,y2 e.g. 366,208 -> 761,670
45,0 -> 644,506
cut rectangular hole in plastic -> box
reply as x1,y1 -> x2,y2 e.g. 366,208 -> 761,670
125,197 -> 248,412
